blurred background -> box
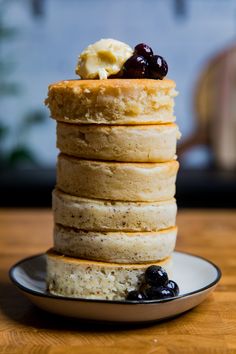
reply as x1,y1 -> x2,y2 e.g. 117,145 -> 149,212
0,0 -> 236,207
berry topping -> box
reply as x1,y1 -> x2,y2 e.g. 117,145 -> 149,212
145,286 -> 175,300
166,280 -> 179,296
145,265 -> 169,287
134,43 -> 153,60
126,290 -> 147,301
123,55 -> 148,78
149,55 -> 168,80
125,266 -> 179,302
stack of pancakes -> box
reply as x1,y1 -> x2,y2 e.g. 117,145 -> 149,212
45,78 -> 180,300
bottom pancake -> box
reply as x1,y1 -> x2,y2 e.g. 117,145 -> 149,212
46,249 -> 172,300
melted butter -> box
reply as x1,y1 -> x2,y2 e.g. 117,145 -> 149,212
76,38 -> 133,80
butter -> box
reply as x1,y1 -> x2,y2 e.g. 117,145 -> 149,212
76,38 -> 133,80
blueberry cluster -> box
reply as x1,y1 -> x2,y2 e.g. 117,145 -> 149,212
126,265 -> 179,301
122,43 -> 168,80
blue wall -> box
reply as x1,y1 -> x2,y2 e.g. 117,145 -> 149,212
2,0 -> 236,166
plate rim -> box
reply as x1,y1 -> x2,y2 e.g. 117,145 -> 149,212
9,251 -> 221,305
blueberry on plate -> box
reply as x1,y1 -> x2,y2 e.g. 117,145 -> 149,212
145,265 -> 169,286
149,55 -> 168,80
126,290 -> 147,301
166,280 -> 179,296
123,54 -> 148,78
145,286 -> 175,300
134,43 -> 153,60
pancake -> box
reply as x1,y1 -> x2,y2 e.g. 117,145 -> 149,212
54,224 -> 177,263
45,78 -> 177,125
57,154 -> 179,202
46,249 -> 172,300
56,122 -> 181,162
53,189 -> 177,232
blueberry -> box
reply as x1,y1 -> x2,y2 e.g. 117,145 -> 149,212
123,54 -> 148,78
145,265 -> 168,286
149,55 -> 168,80
166,280 -> 179,296
126,290 -> 147,301
134,43 -> 153,60
145,286 -> 175,300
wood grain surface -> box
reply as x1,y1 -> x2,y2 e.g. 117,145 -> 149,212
0,209 -> 235,353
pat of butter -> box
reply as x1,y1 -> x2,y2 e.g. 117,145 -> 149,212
76,38 -> 133,80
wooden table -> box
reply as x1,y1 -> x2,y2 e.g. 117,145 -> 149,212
0,209 -> 235,353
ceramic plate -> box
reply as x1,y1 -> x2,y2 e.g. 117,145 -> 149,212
9,251 -> 221,323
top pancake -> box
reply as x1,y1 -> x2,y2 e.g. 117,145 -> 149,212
45,78 -> 177,125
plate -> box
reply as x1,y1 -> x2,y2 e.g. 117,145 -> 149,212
9,251 -> 221,323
